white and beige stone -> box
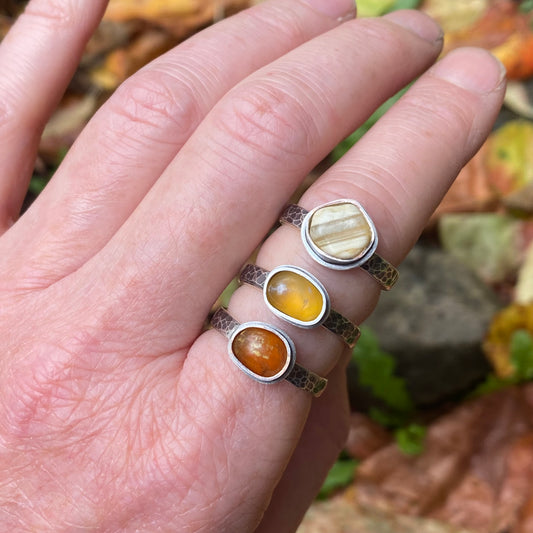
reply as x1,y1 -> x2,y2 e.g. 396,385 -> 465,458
308,201 -> 374,261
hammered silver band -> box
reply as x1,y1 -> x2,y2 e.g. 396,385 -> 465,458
211,308 -> 328,397
280,203 -> 399,291
239,264 -> 360,348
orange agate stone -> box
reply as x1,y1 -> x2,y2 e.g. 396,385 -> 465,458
232,327 -> 288,378
266,270 -> 324,323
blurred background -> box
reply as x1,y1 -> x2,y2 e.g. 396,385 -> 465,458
2,0 -> 533,531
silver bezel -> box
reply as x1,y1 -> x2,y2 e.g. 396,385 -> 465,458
301,199 -> 378,270
263,265 -> 330,329
228,321 -> 296,384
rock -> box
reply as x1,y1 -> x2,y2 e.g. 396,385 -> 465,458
349,245 -> 502,407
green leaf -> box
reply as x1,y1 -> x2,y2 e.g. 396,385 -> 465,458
391,0 -> 421,10
470,373 -> 514,398
520,0 -> 533,13
28,175 -> 50,195
395,424 -> 426,456
368,407 -> 410,428
356,0 -> 395,17
469,330 -> 533,399
352,327 -> 413,415
510,329 -> 533,380
331,85 -> 409,162
318,459 -> 358,499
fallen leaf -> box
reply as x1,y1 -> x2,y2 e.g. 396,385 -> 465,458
492,29 -> 533,81
431,120 -> 533,223
485,120 -> 533,201
430,143 -> 498,224
299,491 -> 476,533
345,413 -> 392,461
103,0 -> 250,39
483,303 -> 533,378
504,80 -> 533,119
356,0 -> 396,17
39,93 -> 99,164
428,0 -> 533,80
504,80 -> 533,120
104,0 -> 202,20
438,213 -> 530,285
516,242 -> 533,303
353,385 -> 533,533
90,29 -> 177,90
421,0 -> 488,33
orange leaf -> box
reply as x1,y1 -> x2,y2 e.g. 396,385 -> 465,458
437,0 -> 533,80
483,303 -> 533,378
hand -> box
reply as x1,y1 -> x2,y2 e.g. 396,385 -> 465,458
0,0 -> 505,531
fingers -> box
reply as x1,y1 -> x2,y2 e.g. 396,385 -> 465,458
243,46 -> 506,376
77,11 -> 443,351
0,0 -> 109,232
181,45 -> 505,530
302,46 -> 507,268
1,0 -> 353,288
254,364 -> 351,533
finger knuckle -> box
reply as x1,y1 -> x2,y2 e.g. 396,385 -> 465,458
106,70 -> 202,148
214,82 -> 315,164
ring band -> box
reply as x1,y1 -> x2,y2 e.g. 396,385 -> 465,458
211,307 -> 328,397
239,264 -> 360,348
280,200 -> 399,291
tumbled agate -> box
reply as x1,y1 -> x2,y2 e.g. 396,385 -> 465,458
307,202 -> 374,262
231,326 -> 290,379
265,267 -> 328,327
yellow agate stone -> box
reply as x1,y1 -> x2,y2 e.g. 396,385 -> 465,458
308,202 -> 373,261
266,270 -> 324,323
232,327 -> 288,378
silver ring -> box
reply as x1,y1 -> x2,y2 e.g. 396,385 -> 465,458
280,199 -> 399,290
239,264 -> 360,348
210,308 -> 328,397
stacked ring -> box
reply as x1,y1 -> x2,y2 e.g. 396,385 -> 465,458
279,199 -> 399,290
239,264 -> 360,348
211,308 -> 328,397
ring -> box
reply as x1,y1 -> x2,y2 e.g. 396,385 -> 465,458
279,199 -> 399,290
239,264 -> 360,348
210,307 -> 328,397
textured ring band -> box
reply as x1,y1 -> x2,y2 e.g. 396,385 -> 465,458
211,308 -> 328,397
280,200 -> 399,291
239,264 -> 360,348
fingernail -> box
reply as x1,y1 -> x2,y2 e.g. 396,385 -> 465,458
430,47 -> 507,94
302,0 -> 357,21
383,10 -> 443,43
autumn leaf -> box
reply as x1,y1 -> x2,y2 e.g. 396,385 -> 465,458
421,0 -> 488,33
438,213 -> 528,285
483,304 -> 533,378
505,80 -> 533,120
104,0 -> 205,21
485,120 -> 533,202
426,0 -> 533,80
352,386 -> 533,533
516,242 -> 533,303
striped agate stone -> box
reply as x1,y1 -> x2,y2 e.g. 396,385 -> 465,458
308,202 -> 373,261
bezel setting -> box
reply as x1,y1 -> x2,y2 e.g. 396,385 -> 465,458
301,199 -> 378,271
228,321 -> 296,384
263,265 -> 330,329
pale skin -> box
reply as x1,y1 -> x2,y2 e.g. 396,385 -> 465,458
0,0 -> 505,531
